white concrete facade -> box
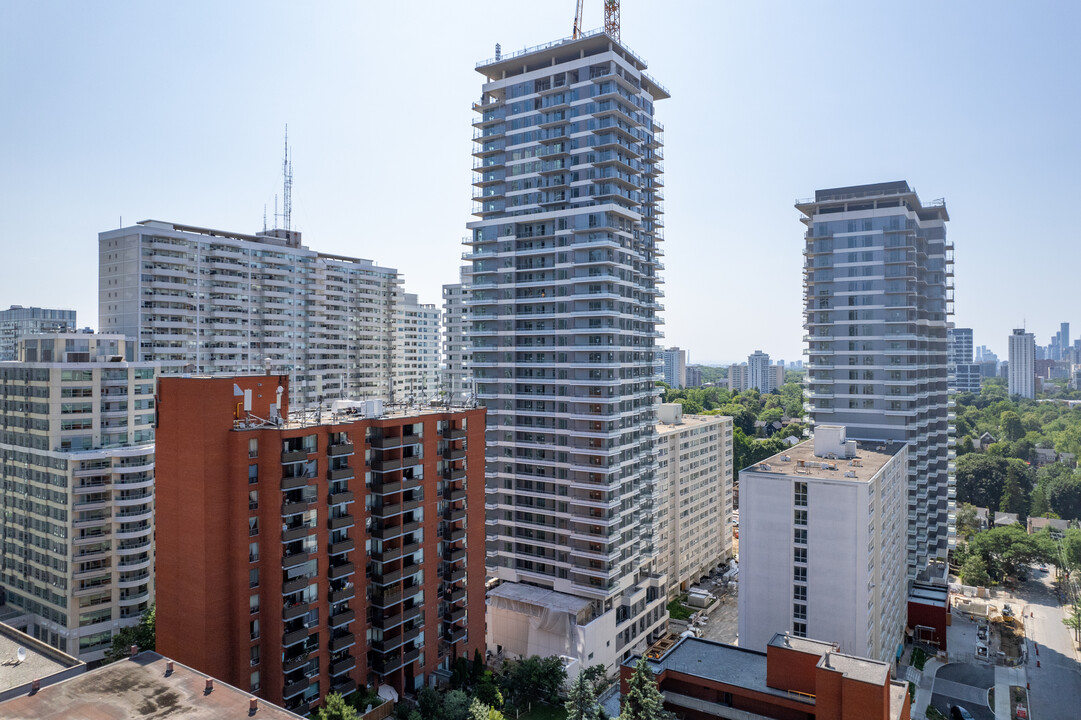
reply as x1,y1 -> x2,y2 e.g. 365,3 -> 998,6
98,220 -> 402,408
1008,328 -> 1035,399
661,347 -> 686,389
737,432 -> 907,664
0,306 -> 77,362
393,293 -> 441,403
441,272 -> 473,404
469,30 -> 669,673
654,405 -> 733,598
0,334 -> 155,662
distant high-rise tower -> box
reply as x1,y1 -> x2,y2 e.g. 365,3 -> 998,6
947,328 -> 980,394
468,30 -> 669,671
393,293 -> 441,403
661,346 -> 686,388
442,267 -> 473,404
798,181 -> 955,579
1008,328 -> 1035,399
0,305 -> 76,361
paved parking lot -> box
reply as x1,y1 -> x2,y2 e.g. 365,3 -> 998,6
929,663 -> 994,720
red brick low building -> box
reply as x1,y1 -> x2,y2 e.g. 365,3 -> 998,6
155,375 -> 485,714
620,633 -> 910,720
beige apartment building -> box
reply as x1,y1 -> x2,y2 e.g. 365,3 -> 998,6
654,404 -> 733,598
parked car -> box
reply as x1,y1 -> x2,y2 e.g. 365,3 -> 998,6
950,705 -> 975,720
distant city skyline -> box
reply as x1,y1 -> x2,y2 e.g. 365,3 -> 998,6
3,1 -> 1080,362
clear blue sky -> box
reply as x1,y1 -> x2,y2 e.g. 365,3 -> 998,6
2,1 -> 1079,364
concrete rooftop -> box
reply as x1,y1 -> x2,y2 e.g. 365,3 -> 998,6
744,438 -> 905,483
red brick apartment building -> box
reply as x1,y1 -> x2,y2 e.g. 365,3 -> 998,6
622,633 -> 910,720
154,375 -> 485,714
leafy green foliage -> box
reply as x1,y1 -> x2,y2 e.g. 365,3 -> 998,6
316,693 -> 360,720
498,656 -> 567,711
618,658 -> 670,720
963,525 -> 1056,582
565,670 -> 598,720
959,555 -> 990,587
469,700 -> 506,720
104,604 -> 155,663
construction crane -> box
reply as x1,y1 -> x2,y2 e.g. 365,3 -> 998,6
572,0 -> 620,41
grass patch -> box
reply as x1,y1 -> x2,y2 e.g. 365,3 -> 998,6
1010,685 -> 1028,719
516,703 -> 568,720
911,647 -> 928,671
908,682 -> 916,702
667,595 -> 693,621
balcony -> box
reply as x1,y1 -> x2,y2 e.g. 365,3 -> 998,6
281,450 -> 309,463
402,647 -> 420,665
442,449 -> 466,461
328,443 -> 355,457
330,656 -> 355,676
444,567 -> 466,583
280,475 -> 309,491
332,678 -> 357,696
281,525 -> 311,543
330,585 -> 356,603
283,653 -> 310,673
282,628 -> 309,647
330,632 -> 355,652
444,528 -> 466,542
441,428 -> 466,440
371,587 -> 402,608
281,500 -> 310,516
374,567 -> 403,585
445,587 -> 466,604
445,625 -> 467,643
283,601 -> 309,621
328,514 -> 354,530
444,507 -> 466,522
329,562 -> 355,580
445,607 -> 466,624
369,435 -> 403,450
330,609 -> 356,627
445,548 -> 466,563
283,678 -> 310,700
329,490 -> 355,505
371,520 -> 421,540
282,551 -> 310,569
282,576 -> 309,594
371,458 -> 402,472
327,467 -> 354,481
443,488 -> 467,502
443,468 -> 466,481
329,538 -> 355,555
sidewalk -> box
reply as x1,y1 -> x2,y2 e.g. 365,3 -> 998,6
994,665 -> 1025,720
910,657 -> 944,720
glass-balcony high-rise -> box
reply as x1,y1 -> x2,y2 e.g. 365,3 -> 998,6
798,181 -> 956,579
466,30 -> 669,671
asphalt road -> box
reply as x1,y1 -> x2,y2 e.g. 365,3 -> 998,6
1019,569 -> 1081,720
929,663 -> 994,720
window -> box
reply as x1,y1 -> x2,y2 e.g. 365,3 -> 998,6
794,510 -> 807,526
250,671 -> 260,692
250,594 -> 260,615
249,569 -> 259,588
793,566 -> 807,582
794,547 -> 807,564
794,603 -> 807,620
248,465 -> 258,484
248,490 -> 258,510
248,438 -> 258,458
794,528 -> 807,545
249,542 -> 259,563
250,645 -> 260,667
793,622 -> 807,638
250,619 -> 260,640
794,482 -> 807,507
249,517 -> 259,537
794,585 -> 807,601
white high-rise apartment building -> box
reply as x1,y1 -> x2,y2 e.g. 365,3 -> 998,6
654,404 -> 733,598
798,181 -> 955,579
728,353 -> 784,393
947,327 -> 973,364
737,427 -> 907,663
947,328 -> 980,394
442,270 -> 473,404
393,293 -> 441,402
0,334 -> 155,661
469,30 -> 669,672
660,346 -> 686,388
99,220 -> 401,408
1008,328 -> 1035,399
0,306 -> 77,361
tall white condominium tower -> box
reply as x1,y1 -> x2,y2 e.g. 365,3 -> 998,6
469,30 -> 669,671
660,346 -> 686,388
393,293 -> 441,402
947,328 -> 980,394
654,404 -> 733,599
797,181 -> 955,579
99,220 -> 401,408
0,333 -> 155,661
0,305 -> 77,361
442,269 -> 473,403
737,427 -> 907,663
1008,328 -> 1035,399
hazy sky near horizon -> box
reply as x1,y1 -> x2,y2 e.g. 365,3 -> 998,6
2,1 -> 1079,364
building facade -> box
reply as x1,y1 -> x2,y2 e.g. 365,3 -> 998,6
798,181 -> 955,579
154,375 -> 485,713
468,30 -> 669,671
684,365 -> 701,388
654,404 -> 733,598
1007,328 -> 1035,399
0,306 -> 77,361
98,220 -> 402,408
0,334 -> 155,661
394,293 -> 441,403
660,347 -> 686,389
737,428 -> 907,663
729,355 -> 784,393
947,328 -> 980,394
441,272 -> 473,404
946,327 -> 973,364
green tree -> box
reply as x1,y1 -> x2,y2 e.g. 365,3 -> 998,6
469,700 -> 505,720
418,686 -> 443,720
1000,411 -> 1024,441
104,604 -> 155,663
565,670 -> 598,720
1047,475 -> 1081,520
955,454 -> 1008,509
955,503 -> 980,539
999,472 -> 1027,519
959,555 -> 990,587
475,671 -> 504,709
618,658 -> 669,720
444,690 -> 472,720
499,656 -> 568,711
675,398 -> 703,414
473,648 -> 485,682
1029,485 -> 1050,518
316,693 -> 360,720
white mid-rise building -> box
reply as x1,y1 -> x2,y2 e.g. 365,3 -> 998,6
737,426 -> 907,664
1008,328 -> 1035,399
728,354 -> 784,393
442,270 -> 472,404
0,305 -> 77,361
0,333 -> 156,662
393,293 -> 441,403
470,30 -> 669,673
654,404 -> 733,598
98,220 -> 402,408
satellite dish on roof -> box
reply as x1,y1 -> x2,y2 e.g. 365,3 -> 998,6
16,647 -> 26,663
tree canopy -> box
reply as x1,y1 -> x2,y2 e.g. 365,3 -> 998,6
104,605 -> 155,663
